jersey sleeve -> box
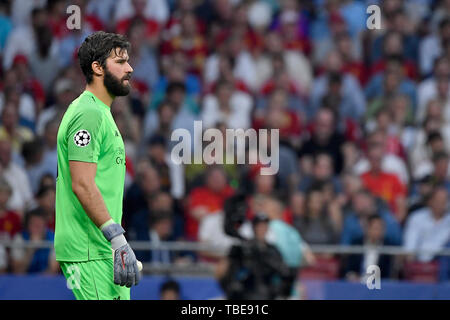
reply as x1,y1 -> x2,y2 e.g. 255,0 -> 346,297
67,108 -> 104,163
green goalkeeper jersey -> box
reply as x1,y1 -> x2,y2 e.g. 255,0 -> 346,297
55,90 -> 126,262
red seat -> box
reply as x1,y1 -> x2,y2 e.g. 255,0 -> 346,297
403,261 -> 439,283
299,256 -> 340,280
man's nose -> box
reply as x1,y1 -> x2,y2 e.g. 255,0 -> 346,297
126,62 -> 134,74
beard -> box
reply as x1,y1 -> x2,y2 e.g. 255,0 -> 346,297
103,68 -> 131,97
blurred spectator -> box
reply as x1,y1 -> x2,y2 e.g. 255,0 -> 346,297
0,1 -> 12,52
365,56 -> 417,117
334,31 -> 367,85
186,165 -> 234,241
360,138 -> 407,223
146,134 -> 184,199
112,97 -> 141,183
254,128 -> 300,194
341,189 -> 402,246
409,174 -> 434,215
58,29 -> 90,70
343,214 -> 394,280
11,54 -> 46,116
159,278 -> 181,300
36,78 -> 77,136
294,186 -> 341,245
133,210 -> 174,265
161,11 -> 207,75
35,185 -> 56,231
0,69 -> 37,128
368,94 -> 416,155
204,32 -> 258,92
29,25 -> 60,93
114,0 -> 169,27
410,110 -> 450,179
3,7 -> 58,71
311,0 -> 362,65
404,185 -> 450,262
274,10 -> 310,57
263,196 -> 315,296
154,53 -> 201,98
123,159 -> 161,229
201,79 -> 253,130
262,32 -> 313,96
298,107 -> 346,175
0,138 -> 34,215
0,101 -> 34,153
370,29 -> 418,79
429,152 -> 450,193
198,207 -> 237,260
40,119 -> 59,180
299,152 -> 342,195
21,139 -> 46,194
354,129 -> 409,185
416,56 -> 450,123
125,16 -> 159,91
144,81 -> 199,145
254,89 -> 303,147
0,244 -> 6,273
419,17 -> 450,76
310,51 -> 366,121
0,177 -> 21,242
11,208 -> 58,274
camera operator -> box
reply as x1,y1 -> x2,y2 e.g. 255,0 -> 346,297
216,213 -> 292,300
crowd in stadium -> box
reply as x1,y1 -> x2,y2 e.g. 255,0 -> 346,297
0,0 -> 449,283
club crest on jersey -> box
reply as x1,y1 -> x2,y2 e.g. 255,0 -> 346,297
74,129 -> 91,147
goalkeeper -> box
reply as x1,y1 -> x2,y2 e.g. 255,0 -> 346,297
55,31 -> 140,300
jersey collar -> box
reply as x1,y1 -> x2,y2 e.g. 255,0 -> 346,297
84,90 -> 111,111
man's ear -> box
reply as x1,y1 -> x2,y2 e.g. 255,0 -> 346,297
91,61 -> 103,78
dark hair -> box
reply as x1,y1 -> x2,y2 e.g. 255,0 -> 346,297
157,100 -> 175,114
367,214 -> 383,225
424,183 -> 448,204
432,151 -> 449,163
78,31 -> 130,84
166,81 -> 186,95
21,139 -> 44,164
24,207 -> 46,230
148,134 -> 167,147
427,131 -> 443,144
385,54 -> 404,66
151,210 -> 173,226
328,72 -> 342,85
439,17 -> 450,31
160,279 -> 180,295
31,7 -> 45,20
36,185 -> 55,199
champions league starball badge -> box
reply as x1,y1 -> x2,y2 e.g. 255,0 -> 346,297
74,129 -> 91,147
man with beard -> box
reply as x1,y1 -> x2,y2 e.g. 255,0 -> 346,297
55,32 -> 141,300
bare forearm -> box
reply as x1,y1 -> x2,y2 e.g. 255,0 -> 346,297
73,182 -> 111,228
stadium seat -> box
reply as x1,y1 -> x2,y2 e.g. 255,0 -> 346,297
299,256 -> 340,280
403,261 -> 440,283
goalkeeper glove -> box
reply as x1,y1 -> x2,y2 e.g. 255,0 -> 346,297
101,220 -> 141,288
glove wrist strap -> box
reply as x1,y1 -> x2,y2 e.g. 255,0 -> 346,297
101,220 -> 125,242
110,234 -> 127,250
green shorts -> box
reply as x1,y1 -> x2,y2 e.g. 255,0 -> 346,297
60,258 -> 130,300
